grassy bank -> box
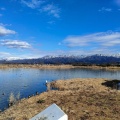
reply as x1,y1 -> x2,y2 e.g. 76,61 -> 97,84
0,78 -> 120,120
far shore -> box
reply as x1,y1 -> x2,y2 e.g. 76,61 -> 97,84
0,78 -> 120,120
0,64 -> 120,70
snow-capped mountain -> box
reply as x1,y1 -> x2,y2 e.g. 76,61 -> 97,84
0,54 -> 120,65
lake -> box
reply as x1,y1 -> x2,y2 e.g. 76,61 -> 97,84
0,68 -> 120,111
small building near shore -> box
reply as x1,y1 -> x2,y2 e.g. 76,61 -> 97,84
30,103 -> 68,120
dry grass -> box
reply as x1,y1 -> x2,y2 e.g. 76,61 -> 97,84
0,78 -> 120,120
0,64 -> 74,69
0,64 -> 120,70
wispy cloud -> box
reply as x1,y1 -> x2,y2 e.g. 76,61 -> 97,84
0,52 -> 12,59
63,31 -> 120,47
21,0 -> 44,9
0,25 -> 16,36
29,48 -> 119,57
21,0 -> 61,18
0,23 -> 12,27
98,7 -> 112,12
0,48 -> 118,60
47,20 -> 55,24
0,40 -> 31,49
115,0 -> 120,6
41,4 -> 60,18
0,52 -> 37,60
0,52 -> 11,57
0,7 -> 6,11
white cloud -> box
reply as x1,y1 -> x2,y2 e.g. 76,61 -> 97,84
0,52 -> 34,60
31,49 -> 119,57
0,23 -> 12,27
0,40 -> 31,49
21,0 -> 44,9
115,0 -> 120,6
0,48 -> 119,60
20,0 -> 61,18
0,52 -> 11,56
0,7 -> 6,11
47,20 -> 55,24
0,52 -> 11,59
0,25 -> 16,36
41,4 -> 60,18
63,31 -> 120,47
99,7 -> 112,12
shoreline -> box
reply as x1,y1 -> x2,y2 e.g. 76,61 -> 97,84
0,78 -> 120,120
0,64 -> 120,70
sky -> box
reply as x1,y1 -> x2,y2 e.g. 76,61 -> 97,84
0,0 -> 120,59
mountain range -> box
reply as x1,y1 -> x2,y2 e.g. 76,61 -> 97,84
0,54 -> 120,65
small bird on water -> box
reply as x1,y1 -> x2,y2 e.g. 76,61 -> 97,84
45,80 -> 48,86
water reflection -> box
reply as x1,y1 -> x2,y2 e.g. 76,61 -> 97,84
118,83 -> 120,90
102,79 -> 120,90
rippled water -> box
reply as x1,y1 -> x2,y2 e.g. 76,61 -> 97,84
0,68 -> 120,110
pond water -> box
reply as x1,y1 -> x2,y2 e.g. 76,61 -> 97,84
0,68 -> 120,111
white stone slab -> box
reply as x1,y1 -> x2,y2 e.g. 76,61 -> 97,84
30,103 -> 68,120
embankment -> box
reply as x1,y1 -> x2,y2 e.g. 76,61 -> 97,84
0,78 -> 120,120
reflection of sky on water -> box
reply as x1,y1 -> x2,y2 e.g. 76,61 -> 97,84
0,68 -> 120,110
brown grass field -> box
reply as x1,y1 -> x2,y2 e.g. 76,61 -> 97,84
0,64 -> 74,69
0,64 -> 120,71
0,78 -> 120,120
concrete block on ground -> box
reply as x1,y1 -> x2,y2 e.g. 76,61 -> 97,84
30,103 -> 68,120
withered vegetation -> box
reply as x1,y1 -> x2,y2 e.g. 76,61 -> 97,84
0,78 -> 120,120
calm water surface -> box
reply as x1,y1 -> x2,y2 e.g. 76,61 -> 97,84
0,68 -> 120,110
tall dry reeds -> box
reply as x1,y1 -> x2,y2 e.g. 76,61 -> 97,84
46,82 -> 51,91
8,92 -> 20,106
9,92 -> 16,104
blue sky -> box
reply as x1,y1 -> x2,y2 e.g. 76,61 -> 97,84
0,0 -> 120,59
